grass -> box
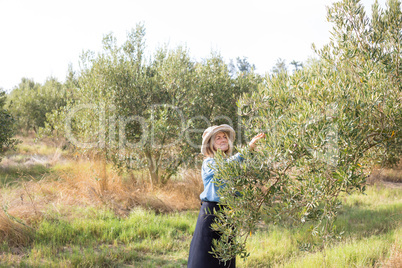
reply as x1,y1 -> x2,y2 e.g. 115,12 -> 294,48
1,180 -> 400,267
1,207 -> 196,267
368,162 -> 402,184
7,135 -> 67,156
241,186 -> 402,267
1,184 -> 400,267
0,137 -> 401,267
0,164 -> 50,187
1,135 -> 66,187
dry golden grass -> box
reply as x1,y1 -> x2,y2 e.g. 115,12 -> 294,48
367,161 -> 402,185
0,157 -> 203,247
0,209 -> 33,248
159,168 -> 204,211
1,157 -> 202,219
51,159 -> 203,214
383,241 -> 402,268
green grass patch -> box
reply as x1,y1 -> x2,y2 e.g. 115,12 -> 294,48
1,208 -> 196,267
0,184 -> 401,267
0,164 -> 50,186
35,208 -> 195,247
12,141 -> 61,156
236,185 -> 402,267
280,231 -> 399,268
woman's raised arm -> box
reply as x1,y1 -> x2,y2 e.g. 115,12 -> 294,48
249,133 -> 266,151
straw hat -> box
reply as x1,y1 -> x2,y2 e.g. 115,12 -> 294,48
201,124 -> 235,156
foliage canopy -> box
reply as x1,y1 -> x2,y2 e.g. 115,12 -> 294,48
210,0 -> 401,261
43,24 -> 260,186
0,90 -> 19,160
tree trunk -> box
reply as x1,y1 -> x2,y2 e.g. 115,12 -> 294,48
99,154 -> 108,193
145,150 -> 158,187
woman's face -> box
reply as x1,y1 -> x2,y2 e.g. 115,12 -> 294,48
213,132 -> 229,152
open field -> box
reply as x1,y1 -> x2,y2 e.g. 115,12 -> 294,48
1,137 -> 401,267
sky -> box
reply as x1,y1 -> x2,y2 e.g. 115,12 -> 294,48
0,0 -> 387,91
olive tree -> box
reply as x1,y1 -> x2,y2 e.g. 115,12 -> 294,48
210,0 -> 401,261
7,77 -> 69,133
52,24 -> 258,186
0,90 -> 18,160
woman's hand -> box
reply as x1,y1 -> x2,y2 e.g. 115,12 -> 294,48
249,133 -> 266,151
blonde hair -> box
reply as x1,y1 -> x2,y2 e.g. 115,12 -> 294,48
205,131 -> 233,158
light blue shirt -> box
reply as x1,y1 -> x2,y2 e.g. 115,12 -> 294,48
200,153 -> 244,202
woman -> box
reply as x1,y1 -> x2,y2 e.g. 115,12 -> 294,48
188,124 -> 265,268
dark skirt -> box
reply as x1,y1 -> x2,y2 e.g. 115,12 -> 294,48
187,201 -> 235,268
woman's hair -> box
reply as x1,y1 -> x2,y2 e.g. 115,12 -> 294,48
205,131 -> 233,158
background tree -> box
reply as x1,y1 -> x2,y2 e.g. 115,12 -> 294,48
290,60 -> 303,72
0,90 -> 19,161
45,24 -> 260,186
7,77 -> 69,133
236,57 -> 255,74
7,78 -> 41,132
271,58 -> 287,74
228,57 -> 256,77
